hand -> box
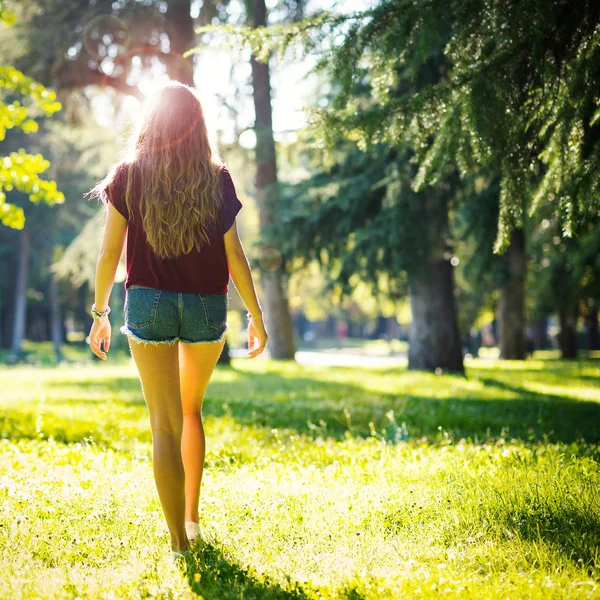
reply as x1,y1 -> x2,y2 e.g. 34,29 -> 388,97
89,317 -> 111,360
247,316 -> 268,359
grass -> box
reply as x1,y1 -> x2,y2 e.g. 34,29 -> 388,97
0,345 -> 599,599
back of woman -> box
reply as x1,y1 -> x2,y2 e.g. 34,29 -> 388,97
87,81 -> 268,563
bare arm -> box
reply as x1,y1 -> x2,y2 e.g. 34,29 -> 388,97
224,220 -> 262,317
94,202 -> 127,312
89,202 -> 127,360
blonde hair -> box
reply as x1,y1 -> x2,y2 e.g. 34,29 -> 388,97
91,81 -> 223,259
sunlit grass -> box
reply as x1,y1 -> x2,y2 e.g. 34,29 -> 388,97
0,348 -> 599,598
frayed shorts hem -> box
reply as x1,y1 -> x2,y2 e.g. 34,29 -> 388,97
119,325 -> 227,346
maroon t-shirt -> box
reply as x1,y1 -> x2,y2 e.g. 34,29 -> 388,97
102,162 -> 243,294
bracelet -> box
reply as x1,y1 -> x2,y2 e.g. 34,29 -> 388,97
91,303 -> 111,320
247,309 -> 263,320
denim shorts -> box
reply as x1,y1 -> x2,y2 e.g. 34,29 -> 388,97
120,285 -> 229,346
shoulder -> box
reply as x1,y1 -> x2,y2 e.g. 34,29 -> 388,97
219,164 -> 236,190
102,161 -> 132,217
104,161 -> 130,194
220,163 -> 231,178
113,160 -> 131,183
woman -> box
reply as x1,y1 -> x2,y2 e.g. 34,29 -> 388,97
86,81 -> 268,563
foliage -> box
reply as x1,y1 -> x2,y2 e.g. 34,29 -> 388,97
0,9 -> 64,228
2,0 -> 233,98
199,0 -> 600,253
0,0 -> 14,25
0,356 -> 599,597
273,141 -> 423,302
527,212 -> 600,320
0,119 -> 122,356
50,213 -> 112,287
186,11 -> 335,61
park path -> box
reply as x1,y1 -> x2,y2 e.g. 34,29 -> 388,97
229,348 -> 407,367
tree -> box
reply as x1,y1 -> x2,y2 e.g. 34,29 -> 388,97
245,0 -> 297,360
0,119 -> 112,355
3,0 -> 213,98
0,54 -> 64,225
527,213 -> 600,359
203,3 -> 468,371
1,2 -> 65,360
453,181 -> 529,359
249,0 -> 600,249
190,0 -> 306,360
234,0 -> 600,365
272,136 -> 464,371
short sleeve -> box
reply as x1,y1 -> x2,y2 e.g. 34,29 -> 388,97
221,166 -> 243,234
102,162 -> 129,220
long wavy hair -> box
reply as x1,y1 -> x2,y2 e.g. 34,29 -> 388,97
90,81 -> 223,259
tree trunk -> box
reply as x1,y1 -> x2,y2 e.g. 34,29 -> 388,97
408,261 -> 464,373
531,317 -> 549,351
10,228 -> 30,361
558,305 -> 578,359
408,188 -> 463,374
164,0 -> 195,85
374,315 -> 387,339
498,228 -> 526,359
49,271 -> 64,362
29,306 -> 46,342
585,307 -> 599,352
248,0 -> 296,360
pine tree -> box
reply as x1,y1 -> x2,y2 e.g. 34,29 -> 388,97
207,0 -> 600,367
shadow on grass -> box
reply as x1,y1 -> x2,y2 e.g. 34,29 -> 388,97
199,370 -> 600,445
5,360 -> 600,449
183,542 -> 366,600
496,496 -> 600,578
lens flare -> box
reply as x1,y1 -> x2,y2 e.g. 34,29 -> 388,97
258,247 -> 283,272
83,15 -> 129,61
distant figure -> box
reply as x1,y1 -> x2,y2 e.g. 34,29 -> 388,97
86,82 -> 268,563
337,322 -> 349,340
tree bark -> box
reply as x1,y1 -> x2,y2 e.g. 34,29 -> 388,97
558,305 -> 578,359
408,188 -> 463,373
585,307 -> 599,352
10,228 -> 30,361
248,0 -> 296,360
531,317 -> 549,351
408,261 -> 464,373
164,0 -> 195,85
49,271 -> 64,362
498,228 -> 526,359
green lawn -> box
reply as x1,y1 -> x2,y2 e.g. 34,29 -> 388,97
1,347 -> 599,599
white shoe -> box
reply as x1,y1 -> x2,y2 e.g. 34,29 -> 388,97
185,521 -> 205,545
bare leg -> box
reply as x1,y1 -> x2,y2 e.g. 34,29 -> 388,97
179,337 -> 226,523
128,338 -> 188,552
